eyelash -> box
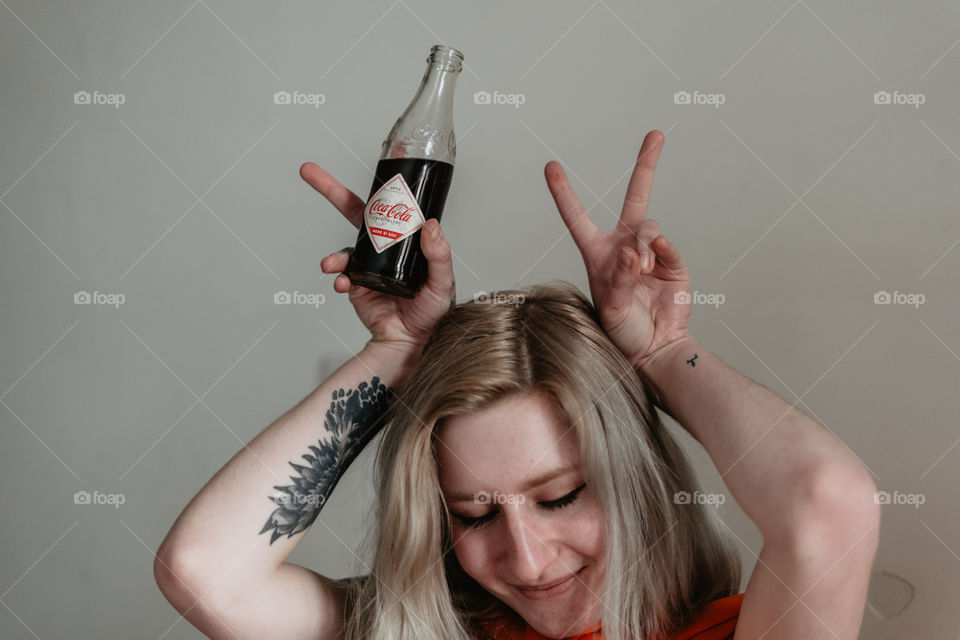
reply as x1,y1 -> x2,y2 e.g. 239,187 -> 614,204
452,483 -> 588,530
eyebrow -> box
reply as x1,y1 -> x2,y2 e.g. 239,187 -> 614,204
443,465 -> 580,504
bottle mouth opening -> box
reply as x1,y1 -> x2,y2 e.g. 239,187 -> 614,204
428,44 -> 464,70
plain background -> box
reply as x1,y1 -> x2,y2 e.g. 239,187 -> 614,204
1,1 -> 958,638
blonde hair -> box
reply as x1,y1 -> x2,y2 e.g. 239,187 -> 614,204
343,281 -> 741,640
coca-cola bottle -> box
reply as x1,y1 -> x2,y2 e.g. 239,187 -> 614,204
344,44 -> 463,298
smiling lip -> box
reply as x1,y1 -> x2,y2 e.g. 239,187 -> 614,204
514,567 -> 585,600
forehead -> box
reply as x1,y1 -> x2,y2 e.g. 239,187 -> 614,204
434,392 -> 581,489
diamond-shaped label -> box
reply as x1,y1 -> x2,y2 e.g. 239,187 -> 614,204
363,173 -> 425,253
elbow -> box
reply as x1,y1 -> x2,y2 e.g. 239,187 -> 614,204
154,546 -> 199,614
795,462 -> 882,549
154,537 -> 225,617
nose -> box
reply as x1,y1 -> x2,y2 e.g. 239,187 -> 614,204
498,505 -> 557,584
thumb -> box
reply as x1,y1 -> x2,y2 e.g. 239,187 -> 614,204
419,218 -> 455,299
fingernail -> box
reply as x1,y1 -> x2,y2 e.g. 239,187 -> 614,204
641,252 -> 652,270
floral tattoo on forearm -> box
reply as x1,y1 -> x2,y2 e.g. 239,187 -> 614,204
259,377 -> 394,544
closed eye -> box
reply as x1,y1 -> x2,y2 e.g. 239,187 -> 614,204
451,483 -> 587,530
541,482 -> 587,510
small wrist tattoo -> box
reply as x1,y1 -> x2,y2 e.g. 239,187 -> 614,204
686,353 -> 699,367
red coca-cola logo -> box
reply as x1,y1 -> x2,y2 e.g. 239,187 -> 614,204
369,199 -> 414,222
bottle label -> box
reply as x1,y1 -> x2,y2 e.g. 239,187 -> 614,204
363,173 -> 426,253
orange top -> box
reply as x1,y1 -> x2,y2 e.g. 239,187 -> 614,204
478,593 -> 744,639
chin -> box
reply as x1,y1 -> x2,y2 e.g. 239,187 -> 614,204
527,611 -> 598,639
514,581 -> 602,637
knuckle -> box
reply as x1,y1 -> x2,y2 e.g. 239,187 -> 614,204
623,192 -> 649,208
637,220 -> 661,241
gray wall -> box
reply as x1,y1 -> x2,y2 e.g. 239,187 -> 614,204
2,1 -> 957,637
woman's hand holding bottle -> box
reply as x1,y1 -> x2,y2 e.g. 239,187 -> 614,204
300,161 -> 456,362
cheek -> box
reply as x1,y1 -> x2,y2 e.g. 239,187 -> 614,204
571,503 -> 607,558
451,530 -> 492,581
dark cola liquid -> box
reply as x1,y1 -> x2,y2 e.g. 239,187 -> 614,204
345,157 -> 454,298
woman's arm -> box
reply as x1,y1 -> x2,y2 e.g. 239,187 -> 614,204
543,130 -> 878,532
637,334 -> 877,540
638,335 -> 880,640
154,161 -> 457,639
154,340 -> 419,639
543,131 -> 880,639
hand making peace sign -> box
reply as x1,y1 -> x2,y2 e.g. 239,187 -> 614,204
544,131 -> 693,371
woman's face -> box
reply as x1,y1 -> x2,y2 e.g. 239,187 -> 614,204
436,392 -> 607,638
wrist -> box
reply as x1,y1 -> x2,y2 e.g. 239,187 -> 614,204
633,334 -> 699,418
634,333 -> 699,381
361,339 -> 426,391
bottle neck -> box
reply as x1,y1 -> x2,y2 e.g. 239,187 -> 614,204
381,46 -> 463,163
407,62 -> 459,122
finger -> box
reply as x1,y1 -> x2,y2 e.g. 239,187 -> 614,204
333,273 -> 352,293
299,162 -> 366,229
544,161 -> 598,253
617,130 -> 665,234
320,248 -> 351,274
633,219 -> 662,270
648,234 -> 688,278
418,219 -> 455,304
602,247 -> 641,324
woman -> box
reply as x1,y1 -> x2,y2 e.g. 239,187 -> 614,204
344,280 -> 743,640
155,131 -> 880,640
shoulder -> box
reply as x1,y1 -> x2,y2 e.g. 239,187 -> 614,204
672,593 -> 745,639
